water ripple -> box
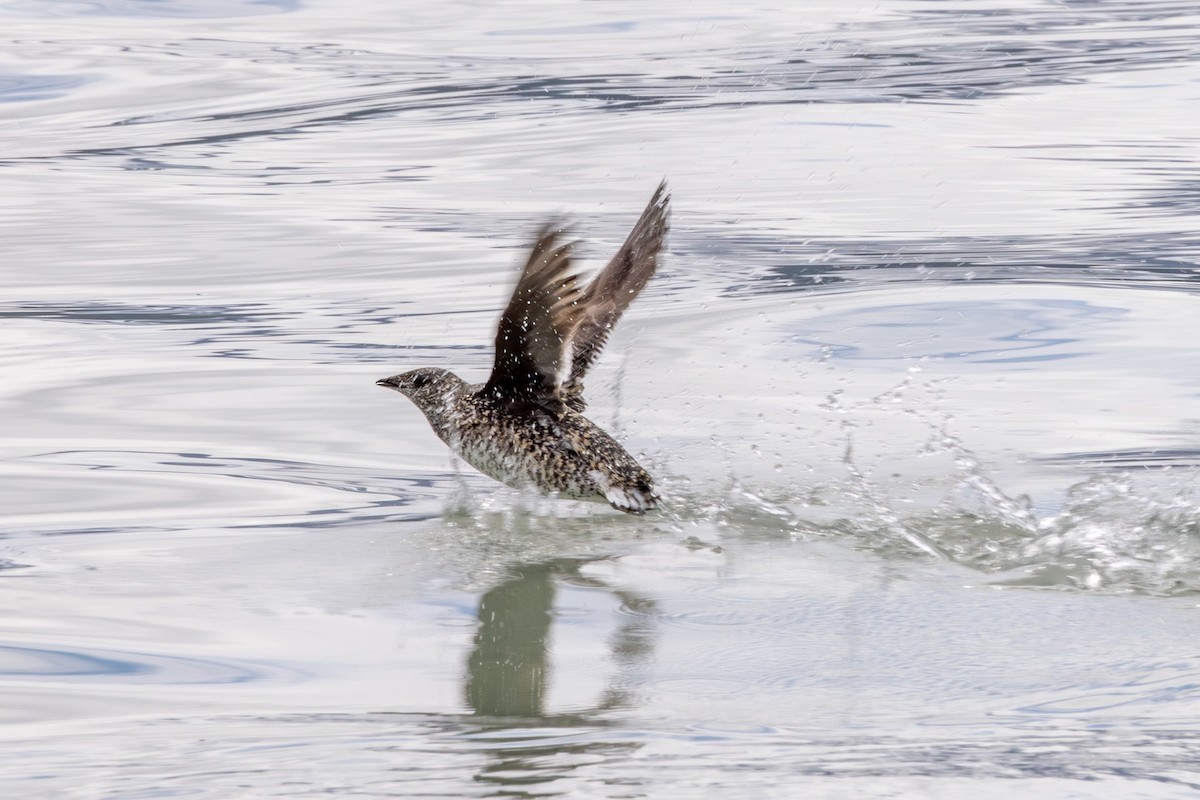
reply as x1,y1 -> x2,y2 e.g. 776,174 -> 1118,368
5,2 -> 1198,164
3,449 -> 444,536
5,712 -> 1200,795
0,642 -> 290,685
2,0 -> 299,19
0,71 -> 87,103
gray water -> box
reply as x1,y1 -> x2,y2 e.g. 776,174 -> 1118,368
4,0 -> 1200,797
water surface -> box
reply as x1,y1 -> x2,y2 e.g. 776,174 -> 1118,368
3,0 -> 1200,797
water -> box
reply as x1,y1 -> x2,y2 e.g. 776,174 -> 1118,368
3,0 -> 1200,796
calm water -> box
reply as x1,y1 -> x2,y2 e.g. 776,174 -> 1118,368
4,0 -> 1200,796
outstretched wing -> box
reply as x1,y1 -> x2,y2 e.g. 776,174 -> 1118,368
482,225 -> 585,414
562,182 -> 670,412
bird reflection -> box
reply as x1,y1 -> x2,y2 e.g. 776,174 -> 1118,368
462,557 -> 657,789
465,561 -> 556,718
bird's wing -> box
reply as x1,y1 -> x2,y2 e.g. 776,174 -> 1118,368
483,225 -> 585,414
562,182 -> 670,412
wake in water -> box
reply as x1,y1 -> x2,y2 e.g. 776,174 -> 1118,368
437,440 -> 1200,598
688,419 -> 1200,597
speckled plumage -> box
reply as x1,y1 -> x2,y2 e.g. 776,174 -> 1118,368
377,183 -> 669,514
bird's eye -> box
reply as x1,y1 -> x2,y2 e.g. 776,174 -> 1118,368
411,374 -> 430,389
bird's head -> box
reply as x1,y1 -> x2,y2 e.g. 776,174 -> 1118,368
375,367 -> 462,410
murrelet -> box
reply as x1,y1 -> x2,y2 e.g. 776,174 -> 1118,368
377,183 -> 669,514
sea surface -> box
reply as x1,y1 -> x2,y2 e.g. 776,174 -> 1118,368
3,1 -> 1200,797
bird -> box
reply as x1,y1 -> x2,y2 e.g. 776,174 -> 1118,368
376,182 -> 669,514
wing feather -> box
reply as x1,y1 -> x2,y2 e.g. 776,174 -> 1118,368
483,225 -> 585,414
562,182 -> 670,412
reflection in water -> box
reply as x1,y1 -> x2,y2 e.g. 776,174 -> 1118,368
466,561 -> 555,719
463,558 -> 656,790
